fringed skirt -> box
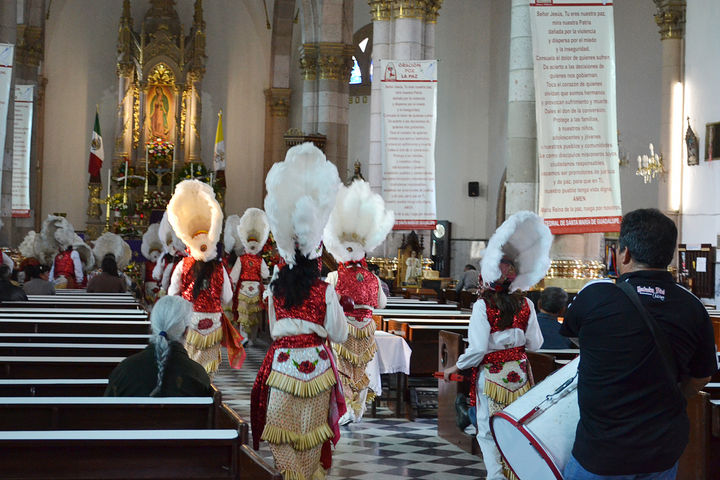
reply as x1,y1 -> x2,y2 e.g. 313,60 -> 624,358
332,317 -> 377,417
235,281 -> 263,331
261,345 -> 336,480
184,311 -> 223,375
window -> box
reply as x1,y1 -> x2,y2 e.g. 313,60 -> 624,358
349,24 -> 373,96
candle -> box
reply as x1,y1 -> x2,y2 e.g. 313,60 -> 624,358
106,168 -> 111,222
637,155 -> 642,169
123,158 -> 128,203
649,143 -> 654,157
144,146 -> 149,195
171,144 -> 176,193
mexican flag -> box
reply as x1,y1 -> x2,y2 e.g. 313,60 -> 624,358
213,109 -> 225,171
88,110 -> 104,180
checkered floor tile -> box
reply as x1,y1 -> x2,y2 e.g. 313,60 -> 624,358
213,344 -> 487,479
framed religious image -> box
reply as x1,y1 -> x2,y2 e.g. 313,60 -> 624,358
686,118 -> 699,166
705,122 -> 720,161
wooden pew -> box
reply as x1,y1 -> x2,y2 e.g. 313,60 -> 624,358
239,445 -> 283,480
0,343 -> 145,357
403,324 -> 469,376
0,429 -> 242,479
1,301 -> 143,309
384,302 -> 460,311
0,308 -> 148,319
0,333 -> 151,345
384,317 -> 469,334
374,309 -> 470,318
0,356 -> 125,379
0,319 -> 151,335
0,379 -> 109,397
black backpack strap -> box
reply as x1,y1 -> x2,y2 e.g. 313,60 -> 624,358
616,280 -> 681,394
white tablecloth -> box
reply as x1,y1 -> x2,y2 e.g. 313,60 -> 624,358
366,331 -> 412,395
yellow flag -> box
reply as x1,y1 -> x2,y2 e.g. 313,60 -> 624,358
213,110 -> 225,171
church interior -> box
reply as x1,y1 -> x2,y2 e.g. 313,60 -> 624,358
0,0 -> 719,479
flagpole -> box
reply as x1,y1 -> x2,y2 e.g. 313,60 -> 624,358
122,158 -> 128,204
105,168 -> 111,232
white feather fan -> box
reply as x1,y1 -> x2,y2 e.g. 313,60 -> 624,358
264,143 -> 340,265
158,211 -> 186,255
224,214 -> 242,254
93,232 -> 131,270
480,211 -> 553,292
237,208 -> 270,255
324,180 -> 394,263
141,223 -> 163,262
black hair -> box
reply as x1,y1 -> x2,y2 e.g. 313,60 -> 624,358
191,259 -> 219,300
101,254 -> 119,277
367,263 -> 380,275
271,249 -> 320,308
619,208 -> 677,268
481,289 -> 525,330
465,264 -> 476,270
24,264 -> 42,280
0,264 -> 11,282
539,287 -> 568,315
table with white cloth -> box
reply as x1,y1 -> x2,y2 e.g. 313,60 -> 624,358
365,330 -> 412,416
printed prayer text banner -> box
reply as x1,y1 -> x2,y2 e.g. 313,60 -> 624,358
381,60 -> 437,230
530,0 -> 622,234
0,44 -> 14,212
12,85 -> 33,218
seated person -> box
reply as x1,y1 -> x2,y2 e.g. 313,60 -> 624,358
368,262 -> 391,297
0,264 -> 27,301
455,264 -> 479,292
22,264 -> 56,295
105,295 -> 212,397
537,287 -> 573,349
87,254 -> 127,293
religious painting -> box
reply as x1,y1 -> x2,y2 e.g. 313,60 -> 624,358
705,122 -> 720,161
686,118 -> 699,166
146,84 -> 175,141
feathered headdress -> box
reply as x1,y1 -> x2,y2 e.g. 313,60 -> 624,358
481,211 -> 553,292
141,223 -> 163,262
167,180 -> 223,262
223,214 -> 242,255
264,142 -> 340,266
18,231 -> 39,260
324,180 -> 394,263
158,211 -> 186,256
93,232 -> 132,270
237,208 -> 270,256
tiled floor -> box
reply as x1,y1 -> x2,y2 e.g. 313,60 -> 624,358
213,344 -> 487,479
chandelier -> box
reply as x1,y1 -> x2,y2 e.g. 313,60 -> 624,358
636,143 -> 666,184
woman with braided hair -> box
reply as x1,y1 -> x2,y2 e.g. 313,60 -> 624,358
105,295 -> 211,397
443,211 -> 550,480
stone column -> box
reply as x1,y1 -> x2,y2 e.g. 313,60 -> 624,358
653,0 -> 685,221
423,0 -> 442,59
264,87 -> 291,178
0,0 -> 16,246
391,1 -> 424,60
299,43 -> 318,135
185,72 -> 202,163
505,0 -> 536,217
367,0 -> 391,194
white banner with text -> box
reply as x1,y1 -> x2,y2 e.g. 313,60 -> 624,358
12,84 -> 33,217
381,59 -> 437,230
0,44 -> 14,212
530,0 -> 622,234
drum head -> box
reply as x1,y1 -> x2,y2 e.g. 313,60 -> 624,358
491,413 -> 562,480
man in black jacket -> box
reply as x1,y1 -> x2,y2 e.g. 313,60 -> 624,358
0,264 -> 27,301
561,209 -> 718,479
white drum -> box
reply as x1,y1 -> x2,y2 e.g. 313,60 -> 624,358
490,357 -> 580,480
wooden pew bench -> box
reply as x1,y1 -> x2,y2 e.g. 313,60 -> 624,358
0,342 -> 146,357
0,379 -> 109,397
1,301 -> 143,309
0,356 -> 125,379
0,333 -> 152,345
384,317 -> 469,335
0,319 -> 151,335
0,309 -> 148,319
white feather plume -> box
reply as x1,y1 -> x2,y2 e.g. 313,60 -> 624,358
264,143 -> 340,265
480,211 -> 553,292
324,180 -> 394,263
71,234 -> 95,272
167,180 -> 223,262
18,231 -> 38,259
141,223 -> 163,262
158,211 -> 186,255
224,214 -> 242,254
93,232 -> 131,270
237,208 -> 270,254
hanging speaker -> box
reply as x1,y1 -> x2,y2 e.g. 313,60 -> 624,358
468,181 -> 480,197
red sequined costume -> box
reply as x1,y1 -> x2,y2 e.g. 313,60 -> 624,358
230,253 -> 268,332
456,298 -> 543,480
53,250 -> 80,289
144,261 -> 159,303
251,278 -> 348,480
330,259 -> 382,421
168,256 -> 239,374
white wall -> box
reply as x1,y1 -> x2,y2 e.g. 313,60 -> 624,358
42,0 -> 270,229
681,0 -> 720,246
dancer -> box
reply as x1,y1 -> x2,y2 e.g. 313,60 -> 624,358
444,211 -> 550,480
251,142 -> 347,480
167,180 -> 245,375
324,180 -> 394,424
42,215 -> 93,288
141,223 -> 163,302
230,208 -> 270,344
153,211 -> 186,295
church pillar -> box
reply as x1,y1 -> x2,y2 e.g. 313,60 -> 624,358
368,0 -> 391,194
186,72 -> 202,163
653,0 -> 685,223
391,1 -> 424,59
505,0 -> 536,217
0,0 -> 16,246
299,43 -> 318,135
264,87 -> 291,178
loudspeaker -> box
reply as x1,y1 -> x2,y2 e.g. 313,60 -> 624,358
468,182 -> 480,197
